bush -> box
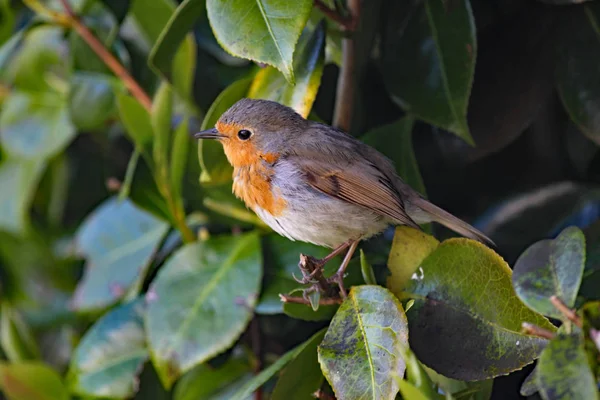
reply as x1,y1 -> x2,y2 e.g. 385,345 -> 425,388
0,0 -> 598,399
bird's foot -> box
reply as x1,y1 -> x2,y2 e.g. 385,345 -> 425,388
294,254 -> 326,284
327,272 -> 347,298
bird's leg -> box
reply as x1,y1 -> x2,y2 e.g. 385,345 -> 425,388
328,240 -> 360,298
294,240 -> 352,284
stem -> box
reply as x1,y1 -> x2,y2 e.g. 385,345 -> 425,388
250,318 -> 262,400
279,294 -> 343,305
314,0 -> 353,30
550,296 -> 583,327
521,322 -> 555,340
332,0 -> 360,131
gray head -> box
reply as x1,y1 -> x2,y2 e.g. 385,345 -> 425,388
194,99 -> 309,159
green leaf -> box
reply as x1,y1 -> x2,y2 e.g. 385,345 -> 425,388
72,197 -> 169,311
247,20 -> 325,118
146,233 -> 262,388
0,303 -> 40,362
536,332 -> 599,400
256,234 -> 329,315
69,72 -> 118,131
318,285 -> 409,400
0,0 -> 15,46
387,226 -> 440,296
174,352 -> 253,400
399,344 -> 438,399
361,117 -> 426,197
170,117 -> 190,198
206,0 -> 313,83
283,301 -> 338,322
0,158 -> 46,235
520,367 -> 539,397
198,77 -> 252,184
152,82 -> 173,171
116,93 -> 154,151
399,236 -> 556,380
130,0 -> 175,45
556,3 -> 600,145
397,380 -> 431,400
382,0 -> 476,144
0,362 -> 69,400
359,250 -> 376,285
68,298 -> 148,398
512,226 -> 586,320
271,329 -> 326,400
0,91 -> 76,160
100,0 -> 132,23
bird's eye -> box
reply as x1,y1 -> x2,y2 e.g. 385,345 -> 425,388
237,129 -> 252,140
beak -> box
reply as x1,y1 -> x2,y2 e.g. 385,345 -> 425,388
193,128 -> 223,140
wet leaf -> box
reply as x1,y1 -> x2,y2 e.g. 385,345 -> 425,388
398,237 -> 555,381
513,226 -> 586,320
556,4 -> 600,145
256,235 -> 329,315
0,303 -> 40,362
72,197 -> 169,311
206,0 -> 313,83
146,233 -> 262,388
387,226 -> 439,296
248,21 -> 325,118
536,332 -> 598,400
68,299 -> 148,398
69,72 -> 118,131
0,91 -> 76,160
271,329 -> 326,400
116,93 -> 154,151
362,117 -> 426,197
198,77 -> 252,184
382,0 -> 476,144
0,158 -> 46,235
0,362 -> 68,400
318,285 -> 408,400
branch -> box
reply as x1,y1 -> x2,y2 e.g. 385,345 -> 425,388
59,0 -> 152,110
314,0 -> 353,30
279,294 -> 343,305
522,322 -> 555,340
332,0 -> 361,131
550,296 -> 583,327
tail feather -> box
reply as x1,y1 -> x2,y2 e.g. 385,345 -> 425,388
412,198 -> 495,246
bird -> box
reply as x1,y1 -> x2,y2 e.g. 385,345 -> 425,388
195,98 -> 493,297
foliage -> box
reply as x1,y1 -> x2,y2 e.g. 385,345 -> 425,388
0,0 -> 599,400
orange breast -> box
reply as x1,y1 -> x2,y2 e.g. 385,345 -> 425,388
232,162 -> 287,217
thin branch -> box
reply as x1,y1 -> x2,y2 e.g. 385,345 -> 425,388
332,0 -> 361,131
59,0 -> 152,110
522,322 -> 556,340
279,294 -> 343,305
550,296 -> 583,328
314,0 -> 353,30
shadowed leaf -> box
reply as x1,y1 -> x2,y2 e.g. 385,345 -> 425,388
0,303 -> 40,362
0,362 -> 68,400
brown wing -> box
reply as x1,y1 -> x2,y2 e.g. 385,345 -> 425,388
296,158 -> 421,230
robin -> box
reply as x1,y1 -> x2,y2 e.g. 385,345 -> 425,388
195,98 -> 493,297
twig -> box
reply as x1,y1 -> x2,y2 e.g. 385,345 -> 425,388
314,0 -> 353,30
522,322 -> 556,340
59,0 -> 152,110
550,296 -> 583,327
332,0 -> 361,131
279,294 -> 343,305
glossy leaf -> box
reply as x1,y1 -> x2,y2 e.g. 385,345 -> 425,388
0,158 -> 45,235
72,197 -> 169,311
397,235 -> 555,380
69,72 -> 118,131
174,352 -> 253,400
0,362 -> 69,400
512,226 -> 586,320
271,328 -> 325,400
206,0 -> 313,83
256,234 -> 329,314
248,21 -> 325,118
68,299 -> 148,398
361,117 -> 426,197
198,77 -> 252,184
387,226 -> 439,296
318,285 -> 409,400
146,233 -> 262,388
536,332 -> 598,400
0,303 -> 40,362
0,91 -> 76,160
382,0 -> 476,144
130,0 -> 175,45
116,93 -> 154,151
556,4 -> 600,145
